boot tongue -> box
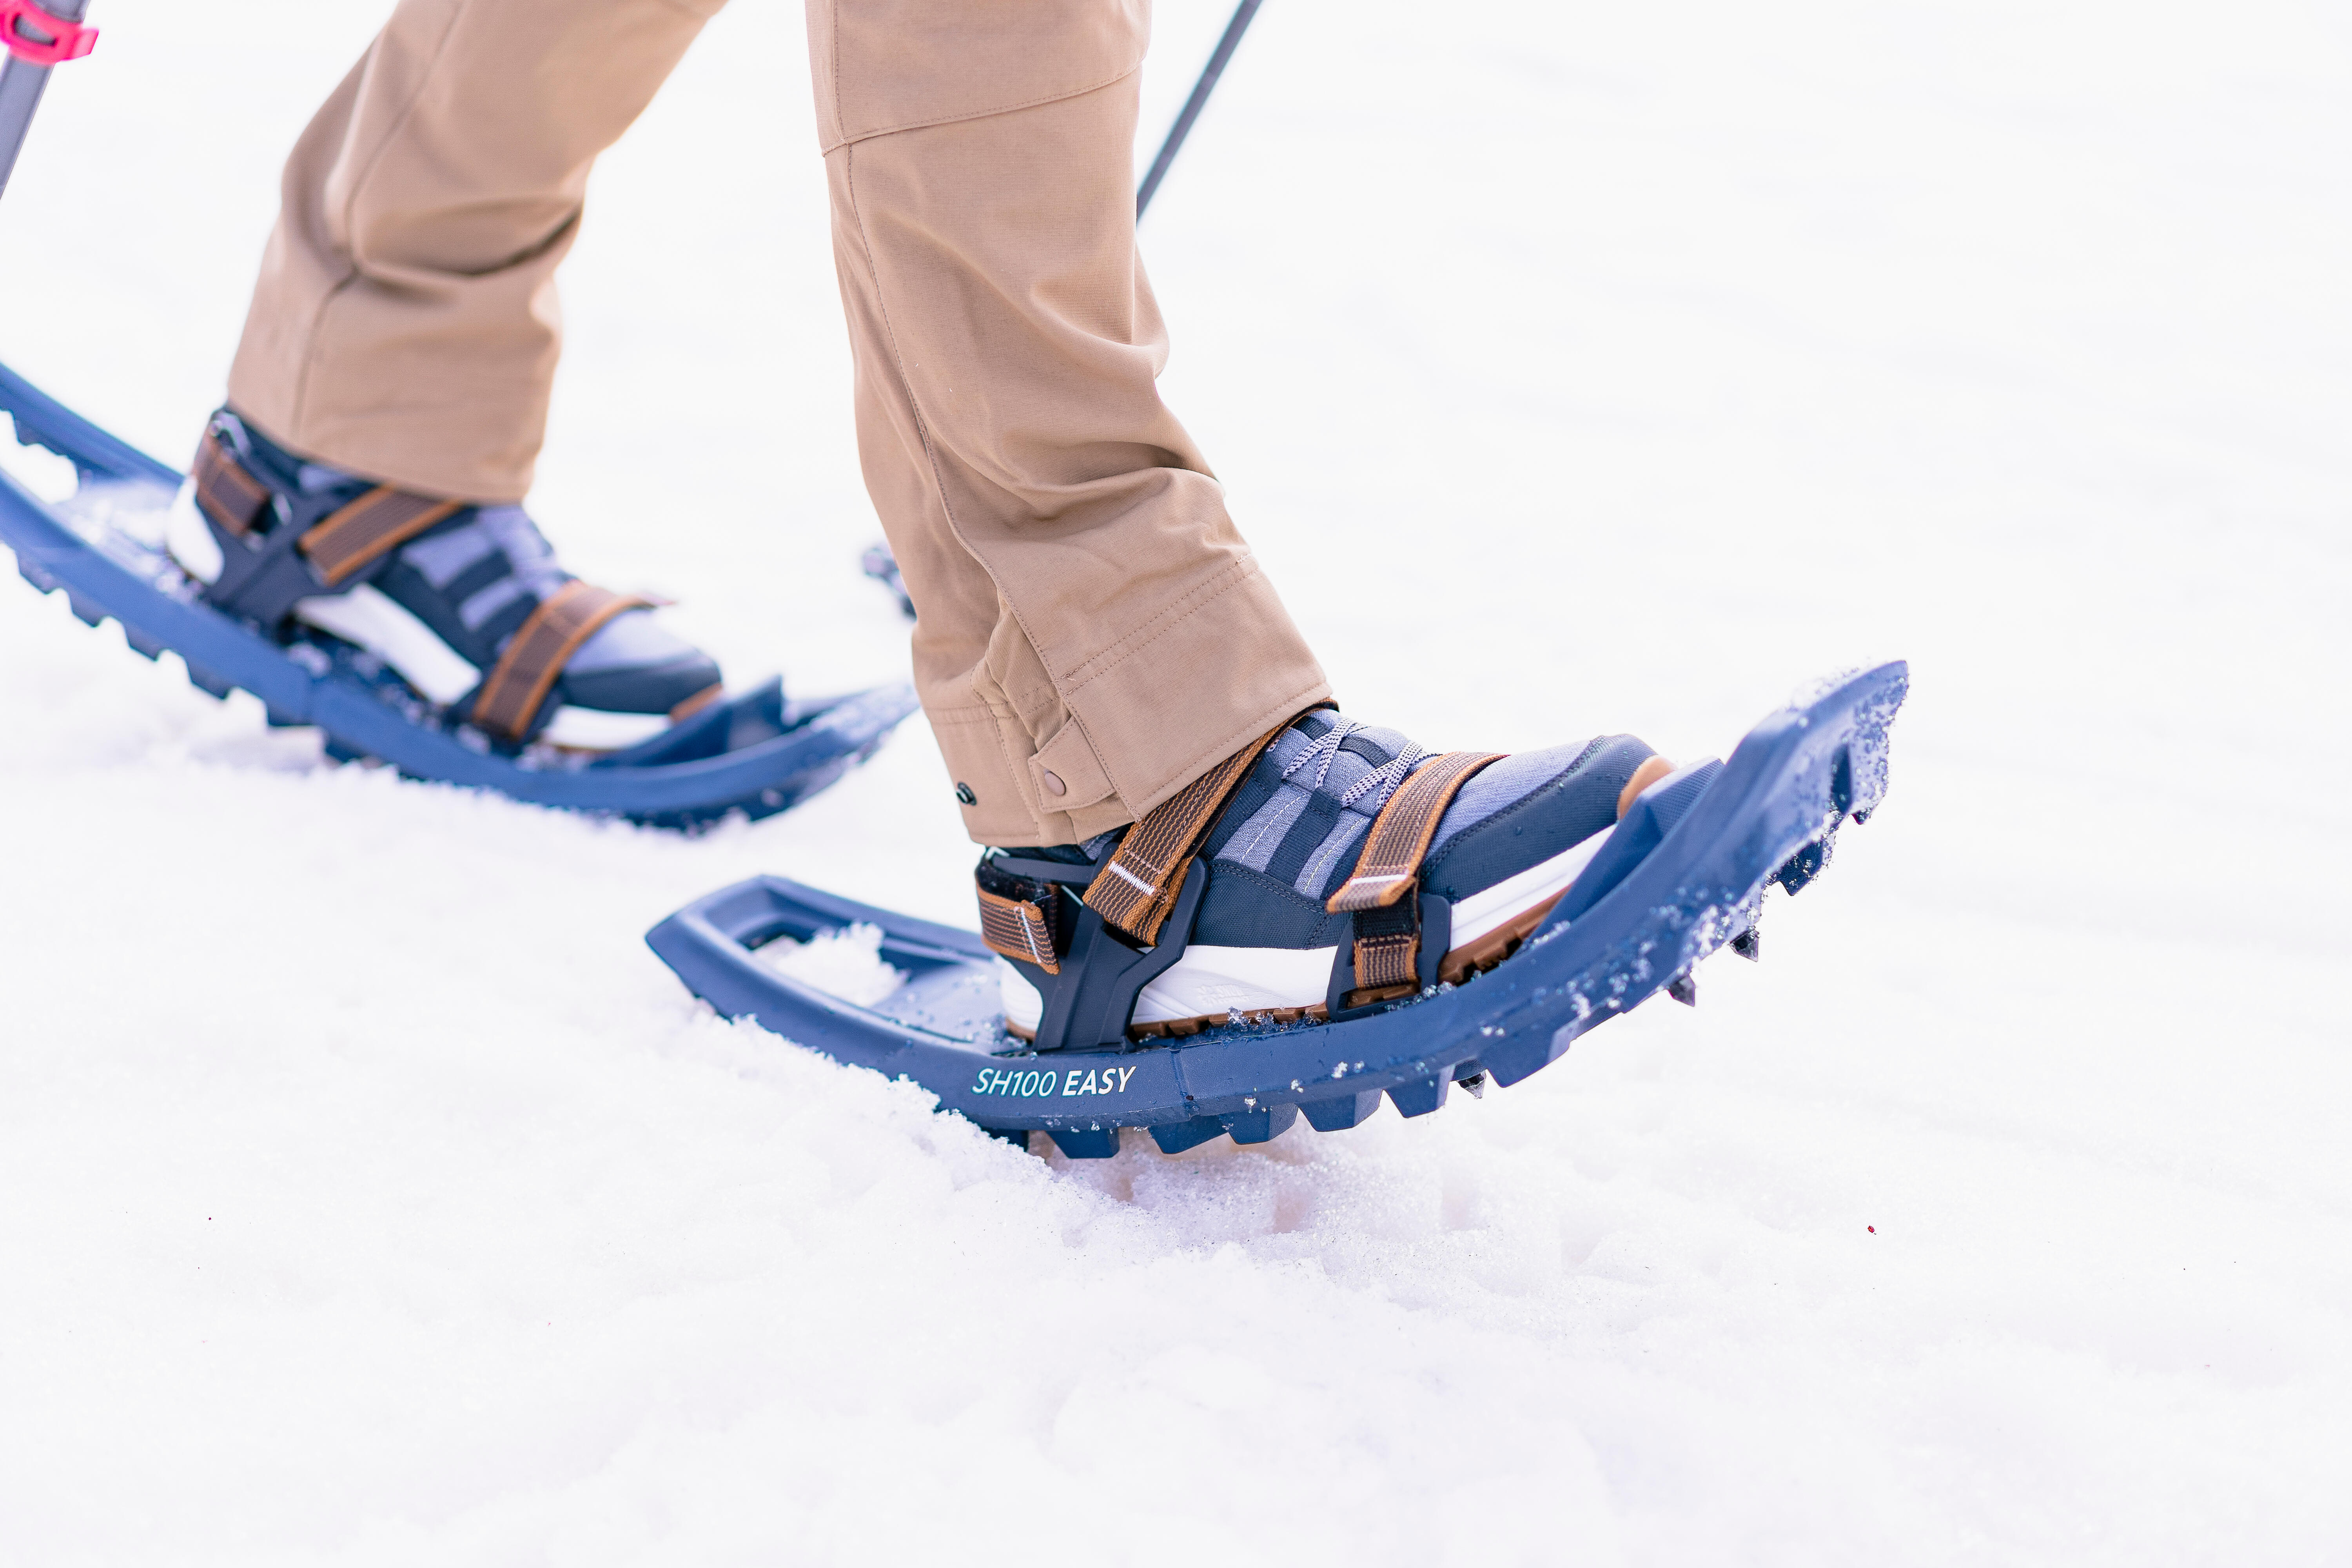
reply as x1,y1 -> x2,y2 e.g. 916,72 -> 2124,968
1195,711 -> 1431,902
1223,711 -> 1424,837
1267,710 -> 1421,803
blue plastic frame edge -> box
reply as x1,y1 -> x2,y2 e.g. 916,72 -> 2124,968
647,661 -> 1909,1144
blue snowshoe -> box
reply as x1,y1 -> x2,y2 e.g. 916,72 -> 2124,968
646,661 -> 1909,1156
0,361 -> 915,828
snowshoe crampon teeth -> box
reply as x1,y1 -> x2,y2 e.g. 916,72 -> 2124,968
1222,1103 -> 1299,1145
1388,1076 -> 1449,1118
1148,1116 -> 1225,1154
1666,972 -> 1698,1007
1481,1033 -> 1572,1089
1299,1091 -> 1384,1133
1455,1070 -> 1487,1099
1047,1127 -> 1120,1160
1730,927 -> 1762,961
1774,837 -> 1829,895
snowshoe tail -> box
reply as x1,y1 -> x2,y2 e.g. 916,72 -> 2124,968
0,360 -> 916,828
646,661 -> 1909,1154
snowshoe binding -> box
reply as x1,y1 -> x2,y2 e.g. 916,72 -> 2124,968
0,361 -> 915,827
646,661 -> 1909,1156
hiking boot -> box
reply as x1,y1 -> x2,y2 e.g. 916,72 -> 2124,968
979,707 -> 1676,1047
165,408 -> 722,750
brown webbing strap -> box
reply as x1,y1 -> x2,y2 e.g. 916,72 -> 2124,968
1328,750 -> 1506,994
978,887 -> 1061,974
298,487 -> 464,586
1327,751 -> 1506,912
191,436 -> 273,537
1082,716 -> 1304,946
470,581 -> 652,743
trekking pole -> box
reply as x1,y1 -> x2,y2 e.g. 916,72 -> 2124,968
1136,0 -> 1263,218
0,0 -> 96,204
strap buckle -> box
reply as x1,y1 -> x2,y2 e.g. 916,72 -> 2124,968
1,0 -> 97,67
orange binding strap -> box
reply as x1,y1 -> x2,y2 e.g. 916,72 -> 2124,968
190,435 -> 274,537
1081,711 -> 1322,946
978,886 -> 1062,974
189,431 -> 464,584
470,581 -> 653,743
298,487 -> 464,586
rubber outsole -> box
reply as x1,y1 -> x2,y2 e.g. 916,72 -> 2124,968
1,359 -> 916,829
646,660 -> 1909,1156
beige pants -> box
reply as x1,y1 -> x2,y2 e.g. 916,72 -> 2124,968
229,0 -> 1328,847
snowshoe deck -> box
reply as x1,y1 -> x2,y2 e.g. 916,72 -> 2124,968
646,661 -> 1909,1156
0,360 -> 916,828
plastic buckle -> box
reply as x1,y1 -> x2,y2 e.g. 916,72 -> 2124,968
1,0 -> 97,67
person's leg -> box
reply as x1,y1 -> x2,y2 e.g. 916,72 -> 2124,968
183,0 -> 734,751
812,0 -> 1331,848
228,0 -> 727,503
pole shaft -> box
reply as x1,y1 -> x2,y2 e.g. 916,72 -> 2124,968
0,0 -> 92,205
1136,0 -> 1263,219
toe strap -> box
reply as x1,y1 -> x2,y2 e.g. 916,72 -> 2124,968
1327,750 -> 1506,913
1328,748 -> 1506,996
472,580 -> 654,743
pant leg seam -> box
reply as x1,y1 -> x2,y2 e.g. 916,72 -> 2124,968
821,64 -> 1143,152
291,2 -> 476,441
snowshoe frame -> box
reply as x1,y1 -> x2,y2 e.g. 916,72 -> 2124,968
647,660 -> 1909,1157
0,360 -> 917,829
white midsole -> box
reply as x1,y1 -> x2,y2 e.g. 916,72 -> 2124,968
291,581 -> 480,704
167,480 -> 676,751
537,705 -> 676,750
998,825 -> 1615,1033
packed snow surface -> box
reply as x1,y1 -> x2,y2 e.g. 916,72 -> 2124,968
3,1 -> 2348,1561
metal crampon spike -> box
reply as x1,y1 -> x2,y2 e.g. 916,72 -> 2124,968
1666,973 -> 1698,1007
1730,927 -> 1761,961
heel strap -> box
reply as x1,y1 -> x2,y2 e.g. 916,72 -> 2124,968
194,431 -> 461,585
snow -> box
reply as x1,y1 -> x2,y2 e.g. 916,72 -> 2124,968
2,0 -> 2348,1560
755,922 -> 908,1011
